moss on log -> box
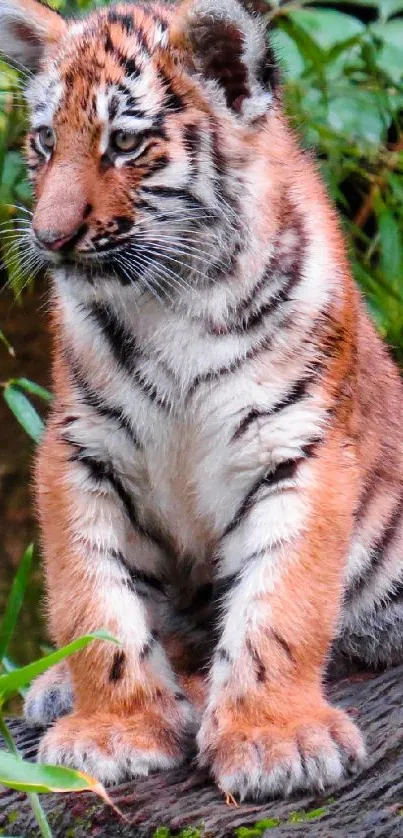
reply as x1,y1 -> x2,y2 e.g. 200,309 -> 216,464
1,665 -> 403,836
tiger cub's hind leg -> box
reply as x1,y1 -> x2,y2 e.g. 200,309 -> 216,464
24,662 -> 74,727
336,596 -> 403,671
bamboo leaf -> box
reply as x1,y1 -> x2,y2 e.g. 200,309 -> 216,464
10,378 -> 52,402
3,383 -> 44,442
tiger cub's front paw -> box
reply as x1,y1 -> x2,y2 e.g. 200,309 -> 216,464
38,704 -> 194,784
198,704 -> 366,801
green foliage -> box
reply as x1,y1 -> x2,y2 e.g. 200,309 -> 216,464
267,0 -> 403,361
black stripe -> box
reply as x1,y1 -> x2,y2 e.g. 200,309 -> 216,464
116,83 -> 138,107
89,301 -> 140,373
214,574 -> 239,600
111,549 -> 166,598
135,24 -> 151,56
140,632 -> 158,660
207,205 -> 307,336
382,577 -> 403,607
187,274 -> 303,399
142,154 -> 170,178
141,185 -> 212,217
89,302 -> 171,411
159,70 -> 185,112
123,56 -> 141,79
213,550 -> 271,603
246,639 -> 266,683
108,94 -> 119,121
107,11 -> 135,34
68,445 -> 144,532
232,375 -> 315,441
109,651 -> 126,682
183,124 -> 201,181
67,448 -> 170,556
66,353 -> 141,448
186,338 -> 269,401
271,630 -> 295,665
67,446 -> 169,555
347,493 -> 403,600
211,250 -> 303,337
222,446 -> 318,540
222,461 -> 299,538
217,648 -> 232,663
238,270 -> 301,334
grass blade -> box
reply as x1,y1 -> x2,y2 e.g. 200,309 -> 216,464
0,544 -> 34,660
0,630 -> 119,703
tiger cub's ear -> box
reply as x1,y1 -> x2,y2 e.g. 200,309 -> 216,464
172,0 -> 278,123
0,0 -> 66,73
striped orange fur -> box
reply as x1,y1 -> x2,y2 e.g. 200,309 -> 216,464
1,0 -> 402,800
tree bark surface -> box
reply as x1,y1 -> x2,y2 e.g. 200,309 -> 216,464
1,665 -> 403,837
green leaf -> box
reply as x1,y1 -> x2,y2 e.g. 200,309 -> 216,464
369,22 -> 403,84
0,544 -> 34,660
0,750 -> 99,793
327,90 -> 387,143
10,378 -> 53,402
288,9 -> 364,50
0,750 -> 126,819
277,16 -> 326,81
1,656 -> 27,698
271,29 -> 305,79
377,204 -> 402,283
0,631 -> 119,704
3,383 -> 44,442
0,751 -> 126,820
378,0 -> 403,22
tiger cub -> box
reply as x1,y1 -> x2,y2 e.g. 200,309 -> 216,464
1,0 -> 402,802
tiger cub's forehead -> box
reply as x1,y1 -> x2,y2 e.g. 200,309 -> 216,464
26,5 -> 178,128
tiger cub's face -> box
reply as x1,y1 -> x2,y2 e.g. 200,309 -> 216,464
0,0 -> 278,293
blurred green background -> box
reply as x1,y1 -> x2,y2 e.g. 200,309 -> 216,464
0,0 -> 402,665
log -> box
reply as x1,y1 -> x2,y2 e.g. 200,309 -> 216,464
1,665 -> 403,837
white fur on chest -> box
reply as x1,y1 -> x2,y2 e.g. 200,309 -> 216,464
57,275 -> 327,562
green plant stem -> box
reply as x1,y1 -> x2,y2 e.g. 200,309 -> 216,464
27,790 -> 53,838
0,714 -> 53,838
0,714 -> 18,755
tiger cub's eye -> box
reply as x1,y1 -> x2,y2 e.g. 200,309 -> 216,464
36,126 -> 55,154
110,130 -> 140,154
